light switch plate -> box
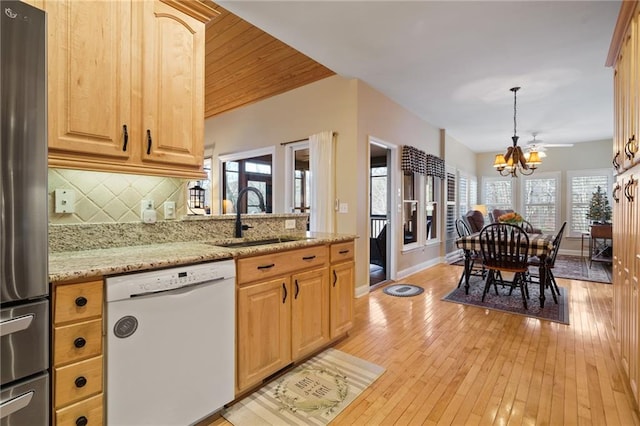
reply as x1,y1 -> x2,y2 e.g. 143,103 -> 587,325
339,203 -> 348,213
54,189 -> 75,213
164,201 -> 176,220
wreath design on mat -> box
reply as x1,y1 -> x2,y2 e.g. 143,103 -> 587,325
273,366 -> 349,416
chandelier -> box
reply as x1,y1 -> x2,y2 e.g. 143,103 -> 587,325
493,87 -> 542,177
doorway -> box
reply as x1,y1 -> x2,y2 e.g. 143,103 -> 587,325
369,138 -> 394,286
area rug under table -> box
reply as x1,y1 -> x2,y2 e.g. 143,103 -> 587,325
442,276 -> 569,325
222,348 -> 385,425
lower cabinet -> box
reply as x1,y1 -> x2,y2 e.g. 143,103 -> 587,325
52,279 -> 104,426
235,241 -> 354,395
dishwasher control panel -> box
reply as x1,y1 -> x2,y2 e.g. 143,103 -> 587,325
106,260 -> 235,302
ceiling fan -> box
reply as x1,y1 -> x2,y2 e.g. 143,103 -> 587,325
525,133 -> 573,155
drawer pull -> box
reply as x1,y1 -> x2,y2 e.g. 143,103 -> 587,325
74,376 -> 87,388
76,416 -> 88,426
302,255 -> 316,261
339,249 -> 349,254
75,297 -> 88,307
74,337 -> 86,348
257,263 -> 275,270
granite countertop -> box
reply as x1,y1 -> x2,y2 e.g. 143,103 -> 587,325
49,232 -> 356,283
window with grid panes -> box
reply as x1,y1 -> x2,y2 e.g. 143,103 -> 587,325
521,172 -> 560,234
567,169 -> 613,237
483,177 -> 514,214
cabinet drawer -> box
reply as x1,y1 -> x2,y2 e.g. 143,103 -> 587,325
55,393 -> 103,426
237,246 -> 329,284
54,356 -> 103,408
54,281 -> 103,325
331,241 -> 355,262
54,319 -> 102,367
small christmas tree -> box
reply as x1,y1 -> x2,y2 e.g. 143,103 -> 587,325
587,185 -> 612,223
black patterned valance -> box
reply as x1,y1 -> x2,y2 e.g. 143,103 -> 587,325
426,154 -> 445,179
401,145 -> 426,174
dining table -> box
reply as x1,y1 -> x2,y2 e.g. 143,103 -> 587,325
455,232 -> 556,308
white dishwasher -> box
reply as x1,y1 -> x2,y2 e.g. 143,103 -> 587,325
105,260 -> 235,426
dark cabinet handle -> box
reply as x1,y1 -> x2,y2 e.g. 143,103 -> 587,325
613,183 -> 621,203
75,297 -> 87,307
302,255 -> 316,261
146,129 -> 152,155
339,249 -> 349,254
613,151 -> 620,171
333,270 -> 337,287
74,376 -> 87,388
625,135 -> 636,160
282,283 -> 287,304
294,280 -> 299,299
76,416 -> 88,426
257,263 -> 275,270
74,337 -> 86,348
122,124 -> 128,151
625,176 -> 635,202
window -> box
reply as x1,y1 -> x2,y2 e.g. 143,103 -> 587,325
445,170 -> 457,254
370,166 -> 388,216
403,172 -> 418,246
293,148 -> 311,214
458,172 -> 477,217
567,169 -> 613,237
483,177 -> 514,213
521,172 -> 560,234
219,148 -> 274,214
426,175 -> 439,240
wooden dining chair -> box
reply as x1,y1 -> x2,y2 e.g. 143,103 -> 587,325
455,219 -> 486,287
527,221 -> 567,296
479,223 -> 531,309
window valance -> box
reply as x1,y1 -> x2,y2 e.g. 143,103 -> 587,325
426,154 -> 445,179
401,145 -> 426,174
401,146 -> 444,178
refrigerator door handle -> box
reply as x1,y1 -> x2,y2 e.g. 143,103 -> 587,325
0,314 -> 34,337
0,391 -> 34,419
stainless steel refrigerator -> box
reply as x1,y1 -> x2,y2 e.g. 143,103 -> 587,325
0,1 -> 50,425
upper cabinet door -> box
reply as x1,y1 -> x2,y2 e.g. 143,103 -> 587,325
140,1 -> 204,168
47,0 -> 132,159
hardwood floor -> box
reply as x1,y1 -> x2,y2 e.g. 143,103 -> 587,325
208,263 -> 640,425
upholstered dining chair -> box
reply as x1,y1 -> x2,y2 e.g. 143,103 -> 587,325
464,210 -> 485,233
527,221 -> 567,296
455,219 -> 486,288
479,223 -> 531,309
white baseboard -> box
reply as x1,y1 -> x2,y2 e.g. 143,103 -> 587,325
396,257 -> 443,281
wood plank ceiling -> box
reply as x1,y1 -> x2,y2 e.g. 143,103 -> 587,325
204,3 -> 335,118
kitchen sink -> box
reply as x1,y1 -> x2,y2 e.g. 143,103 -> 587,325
206,237 -> 311,248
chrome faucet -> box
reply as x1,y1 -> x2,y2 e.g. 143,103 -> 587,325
235,187 -> 266,238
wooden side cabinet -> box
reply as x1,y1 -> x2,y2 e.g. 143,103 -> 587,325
330,241 -> 355,338
52,279 -> 104,426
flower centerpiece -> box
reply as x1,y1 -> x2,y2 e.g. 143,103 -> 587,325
498,211 -> 523,226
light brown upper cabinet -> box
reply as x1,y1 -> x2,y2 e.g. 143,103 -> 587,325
45,0 -> 207,178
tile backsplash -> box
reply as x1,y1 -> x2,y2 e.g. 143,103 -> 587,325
48,168 -> 187,224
